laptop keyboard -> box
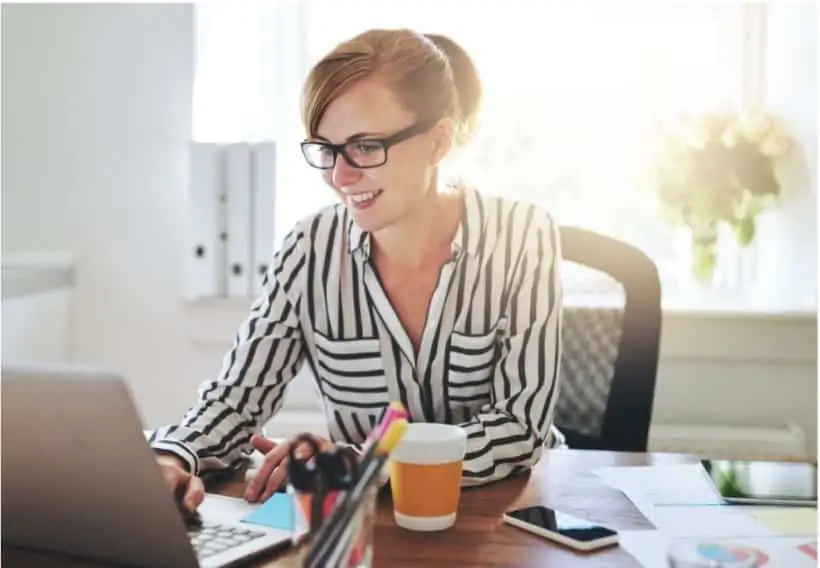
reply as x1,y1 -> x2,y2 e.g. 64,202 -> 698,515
187,520 -> 266,559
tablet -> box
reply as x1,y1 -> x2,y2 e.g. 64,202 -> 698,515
701,459 -> 817,506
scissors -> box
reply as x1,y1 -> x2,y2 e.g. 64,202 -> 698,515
287,434 -> 359,533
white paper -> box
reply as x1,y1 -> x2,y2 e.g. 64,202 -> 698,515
727,536 -> 818,567
620,532 -> 818,568
618,531 -> 670,568
649,506 -> 776,539
745,506 -> 818,536
199,493 -> 260,524
595,464 -> 775,540
595,464 -> 724,507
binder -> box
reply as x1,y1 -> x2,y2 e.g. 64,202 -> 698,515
252,142 -> 277,296
225,143 -> 254,298
188,142 -> 226,298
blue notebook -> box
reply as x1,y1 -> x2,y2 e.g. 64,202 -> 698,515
241,493 -> 294,531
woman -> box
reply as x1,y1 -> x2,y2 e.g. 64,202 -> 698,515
152,28 -> 562,512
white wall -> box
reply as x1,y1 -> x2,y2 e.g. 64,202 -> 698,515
1,3 -> 201,420
2,4 -> 816,455
756,2 -> 818,309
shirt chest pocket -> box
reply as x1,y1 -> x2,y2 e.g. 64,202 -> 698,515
313,332 -> 389,409
447,319 -> 506,406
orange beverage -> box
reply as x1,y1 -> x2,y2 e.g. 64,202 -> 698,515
387,423 -> 467,531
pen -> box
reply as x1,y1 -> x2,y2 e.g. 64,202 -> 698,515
357,402 -> 408,476
304,418 -> 408,568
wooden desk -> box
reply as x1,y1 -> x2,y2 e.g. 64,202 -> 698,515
3,450 -> 696,567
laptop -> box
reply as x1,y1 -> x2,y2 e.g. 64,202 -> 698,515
1,363 -> 292,567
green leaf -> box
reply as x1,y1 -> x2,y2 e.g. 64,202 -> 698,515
735,216 -> 756,246
692,241 -> 717,282
716,466 -> 745,498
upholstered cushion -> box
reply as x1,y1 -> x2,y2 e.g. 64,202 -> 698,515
554,262 -> 625,439
555,307 -> 623,438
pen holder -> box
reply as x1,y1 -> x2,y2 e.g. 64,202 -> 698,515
289,483 -> 378,568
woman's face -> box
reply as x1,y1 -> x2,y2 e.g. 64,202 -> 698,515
311,78 -> 451,232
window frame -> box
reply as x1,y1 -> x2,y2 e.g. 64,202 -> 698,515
188,2 -> 816,315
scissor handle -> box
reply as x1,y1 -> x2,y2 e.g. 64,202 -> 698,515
287,433 -> 330,533
287,433 -> 359,491
316,446 -> 359,489
288,433 -> 323,461
287,433 -> 324,492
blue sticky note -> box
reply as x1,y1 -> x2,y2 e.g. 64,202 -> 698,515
241,492 -> 294,531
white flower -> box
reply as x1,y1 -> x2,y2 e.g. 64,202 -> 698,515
738,107 -> 773,143
759,132 -> 791,156
671,114 -> 710,149
721,125 -> 739,148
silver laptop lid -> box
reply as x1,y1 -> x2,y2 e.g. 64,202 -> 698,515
1,363 -> 199,568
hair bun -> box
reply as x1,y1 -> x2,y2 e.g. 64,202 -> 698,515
424,33 -> 482,146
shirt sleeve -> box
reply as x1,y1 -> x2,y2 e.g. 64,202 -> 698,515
149,227 -> 308,476
458,210 -> 563,486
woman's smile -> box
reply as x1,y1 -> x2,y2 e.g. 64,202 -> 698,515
346,189 -> 384,210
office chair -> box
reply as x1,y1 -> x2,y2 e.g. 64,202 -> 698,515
553,226 -> 662,452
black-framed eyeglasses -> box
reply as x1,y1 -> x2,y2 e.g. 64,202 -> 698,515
300,117 -> 439,170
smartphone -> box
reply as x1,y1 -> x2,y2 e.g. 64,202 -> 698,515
701,459 -> 817,506
502,506 -> 618,552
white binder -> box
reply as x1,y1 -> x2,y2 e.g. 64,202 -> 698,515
225,143 -> 253,298
188,142 -> 226,298
252,142 -> 277,296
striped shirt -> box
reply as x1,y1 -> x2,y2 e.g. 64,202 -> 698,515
151,186 -> 563,486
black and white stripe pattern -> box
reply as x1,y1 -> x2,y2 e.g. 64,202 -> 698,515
151,186 -> 562,486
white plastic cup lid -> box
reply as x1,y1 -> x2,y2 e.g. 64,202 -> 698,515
390,422 -> 466,465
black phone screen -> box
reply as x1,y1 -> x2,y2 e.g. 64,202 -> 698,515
701,459 -> 817,501
505,506 -> 616,542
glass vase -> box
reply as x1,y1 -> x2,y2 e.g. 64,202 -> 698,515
713,221 -> 759,295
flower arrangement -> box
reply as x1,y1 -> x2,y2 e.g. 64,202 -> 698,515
648,107 -> 794,282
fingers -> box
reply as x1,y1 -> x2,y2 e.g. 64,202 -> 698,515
244,434 -> 335,503
251,434 -> 279,455
159,461 -> 187,493
245,441 -> 289,502
257,457 -> 289,503
159,460 -> 204,516
184,474 -> 206,512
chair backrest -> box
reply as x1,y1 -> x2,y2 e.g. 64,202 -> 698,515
553,226 -> 662,452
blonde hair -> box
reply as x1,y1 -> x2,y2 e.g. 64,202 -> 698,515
301,29 -> 482,148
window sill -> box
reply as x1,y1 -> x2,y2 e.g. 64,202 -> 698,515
660,296 -> 816,321
183,292 -> 816,365
1,251 -> 77,299
184,291 -> 817,327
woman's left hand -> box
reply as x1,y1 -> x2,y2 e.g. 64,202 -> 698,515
244,433 -> 332,503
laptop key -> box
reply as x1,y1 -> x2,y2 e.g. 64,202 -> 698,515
190,521 -> 270,560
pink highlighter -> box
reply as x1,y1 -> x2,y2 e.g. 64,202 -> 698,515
346,402 -> 409,565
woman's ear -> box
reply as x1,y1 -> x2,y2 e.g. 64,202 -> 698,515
429,118 -> 455,165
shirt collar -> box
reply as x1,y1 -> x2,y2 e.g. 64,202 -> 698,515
346,211 -> 370,258
345,184 -> 488,261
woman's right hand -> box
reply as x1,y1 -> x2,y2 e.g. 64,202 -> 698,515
156,453 -> 205,514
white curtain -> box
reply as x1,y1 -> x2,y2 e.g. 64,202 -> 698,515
192,1 -> 747,295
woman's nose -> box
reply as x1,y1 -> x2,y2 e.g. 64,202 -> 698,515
331,153 -> 362,188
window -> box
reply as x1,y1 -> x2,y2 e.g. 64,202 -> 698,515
191,1 -> 816,311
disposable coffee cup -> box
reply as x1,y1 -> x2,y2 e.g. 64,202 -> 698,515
388,423 -> 467,532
